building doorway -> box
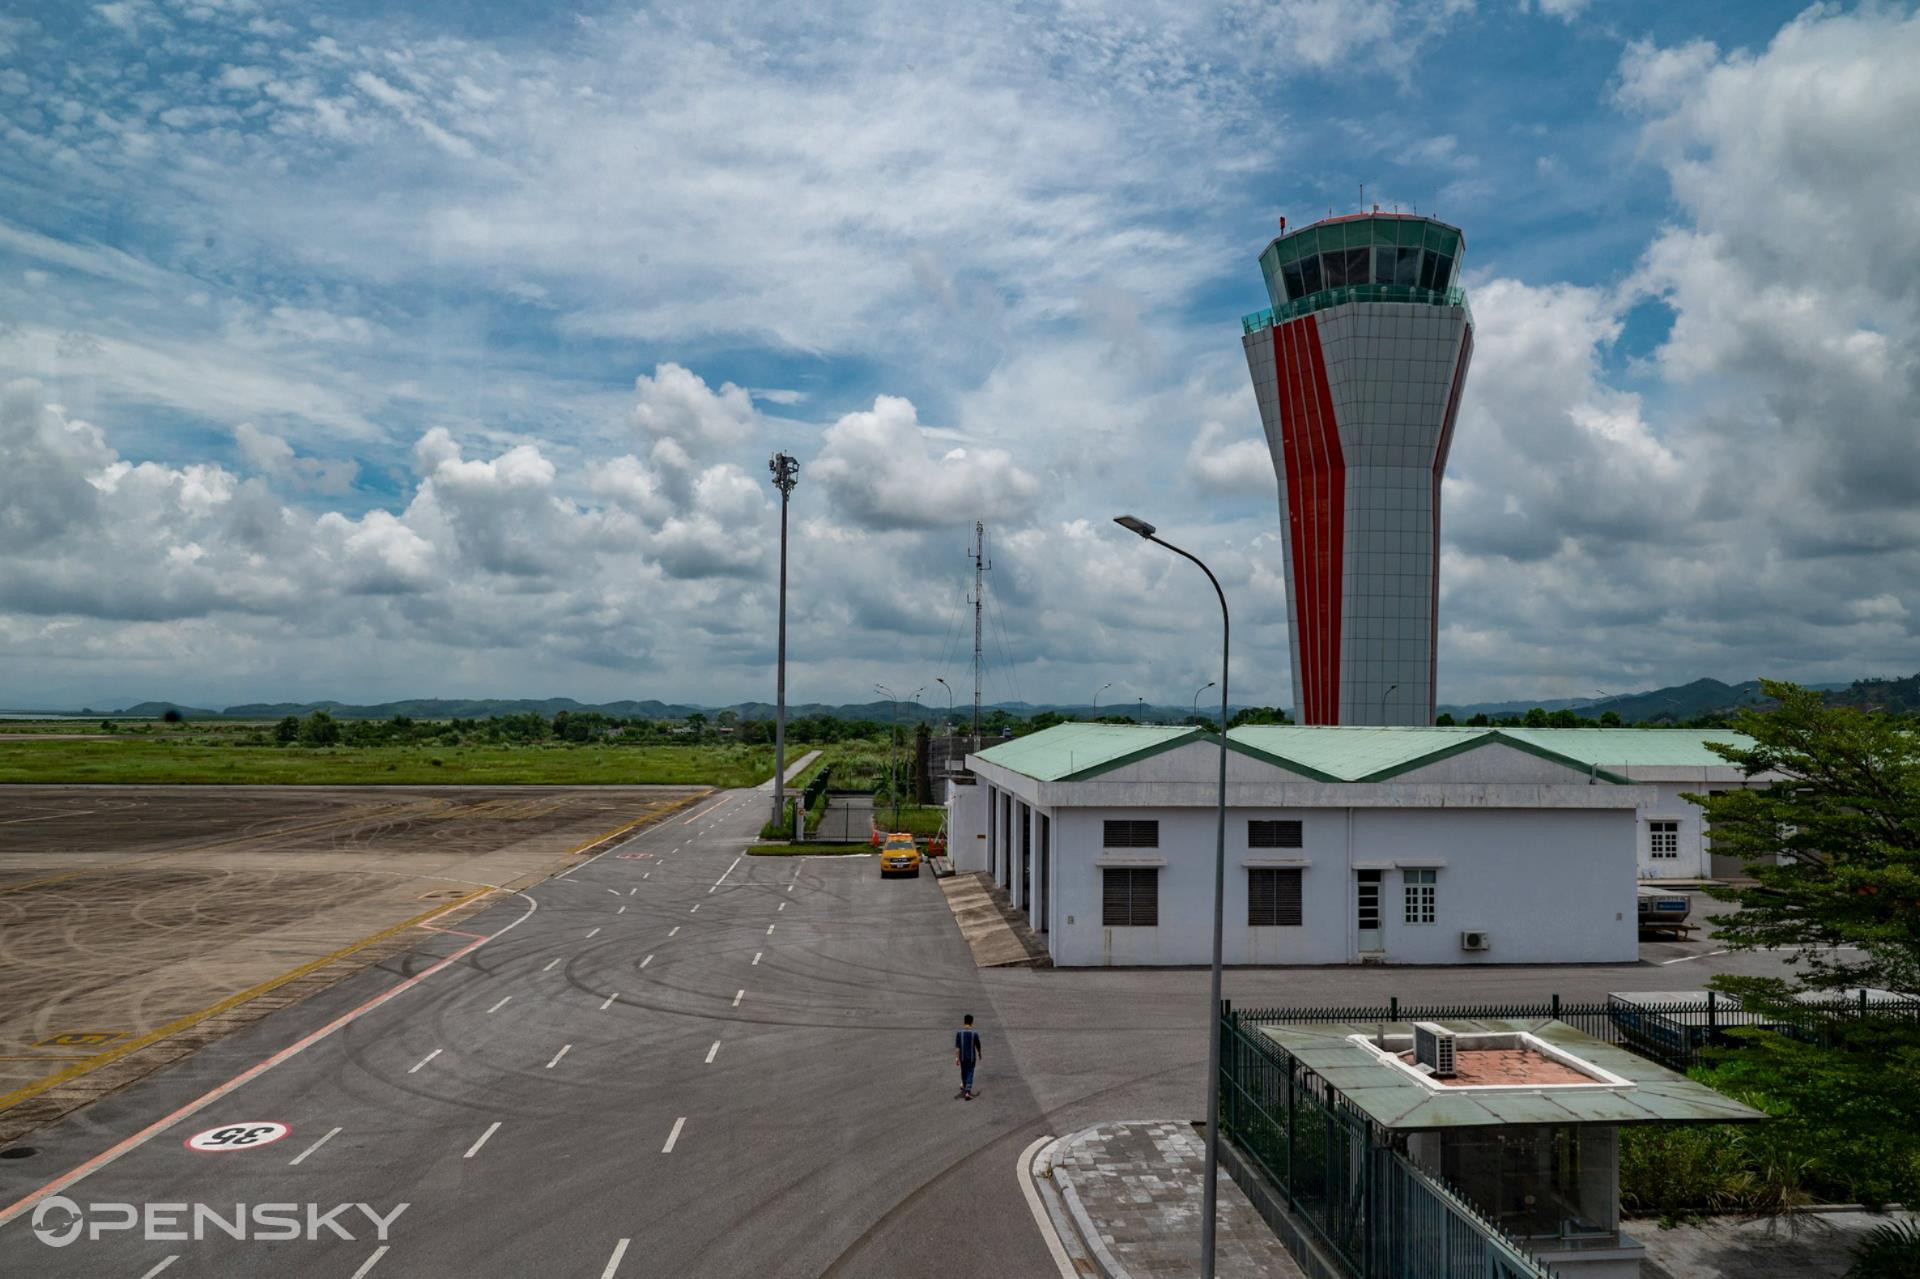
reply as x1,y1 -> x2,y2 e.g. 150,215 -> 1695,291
1356,869 -> 1383,954
1037,814 -> 1050,934
1020,805 -> 1032,913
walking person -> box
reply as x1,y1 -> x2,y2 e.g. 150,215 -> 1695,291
954,1014 -> 983,1101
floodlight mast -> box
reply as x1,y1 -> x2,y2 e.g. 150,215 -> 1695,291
769,452 -> 800,827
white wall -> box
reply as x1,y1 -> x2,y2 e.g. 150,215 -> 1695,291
1634,780 -> 1761,880
1043,804 -> 1638,968
946,779 -> 987,872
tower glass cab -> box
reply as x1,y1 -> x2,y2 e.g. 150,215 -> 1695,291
1241,214 -> 1474,726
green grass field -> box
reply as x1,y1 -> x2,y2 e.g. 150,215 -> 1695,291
0,739 -> 789,787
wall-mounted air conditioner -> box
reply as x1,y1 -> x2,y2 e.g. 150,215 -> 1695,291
1460,930 -> 1490,952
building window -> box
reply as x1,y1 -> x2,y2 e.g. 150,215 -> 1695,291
1103,819 -> 1159,849
1649,820 -> 1680,859
1248,819 -> 1303,849
1404,868 -> 1436,924
1102,867 -> 1159,927
1248,868 -> 1303,927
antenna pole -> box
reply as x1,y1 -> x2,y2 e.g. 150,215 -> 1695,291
970,521 -> 986,751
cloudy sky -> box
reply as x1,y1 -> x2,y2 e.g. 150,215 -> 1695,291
3,0 -> 1917,712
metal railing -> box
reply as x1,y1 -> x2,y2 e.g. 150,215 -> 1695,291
1230,991 -> 1920,1074
1241,284 -> 1469,335
1219,1007 -> 1556,1278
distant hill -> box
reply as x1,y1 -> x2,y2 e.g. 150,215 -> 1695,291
15,674 -> 1896,724
1825,673 -> 1920,715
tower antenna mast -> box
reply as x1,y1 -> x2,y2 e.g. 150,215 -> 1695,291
968,522 -> 989,749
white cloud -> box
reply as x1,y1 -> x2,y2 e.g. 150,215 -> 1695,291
811,395 -> 1041,532
1186,421 -> 1276,498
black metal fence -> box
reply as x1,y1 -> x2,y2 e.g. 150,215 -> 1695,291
1230,991 -> 1920,1075
1219,1008 -> 1554,1278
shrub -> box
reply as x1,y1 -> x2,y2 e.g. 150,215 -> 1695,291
1847,1219 -> 1920,1278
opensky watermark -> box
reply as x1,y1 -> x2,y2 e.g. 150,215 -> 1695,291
31,1196 -> 408,1247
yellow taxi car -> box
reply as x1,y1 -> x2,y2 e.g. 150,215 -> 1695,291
878,833 -> 922,878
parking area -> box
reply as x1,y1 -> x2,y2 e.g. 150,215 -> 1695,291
0,785 -> 704,1140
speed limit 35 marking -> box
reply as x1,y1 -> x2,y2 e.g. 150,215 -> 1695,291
184,1122 -> 291,1153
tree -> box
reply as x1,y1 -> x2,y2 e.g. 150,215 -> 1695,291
684,712 -> 708,736
1683,681 -> 1920,1207
299,710 -> 342,747
1693,680 -> 1920,993
1228,706 -> 1292,728
1434,712 -> 1456,726
162,707 -> 183,723
1599,710 -> 1622,727
274,715 -> 300,745
1465,713 -> 1491,727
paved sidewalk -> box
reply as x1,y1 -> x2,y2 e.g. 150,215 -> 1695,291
1633,1209 -> 1919,1279
938,871 -> 1051,967
1035,1120 -> 1304,1278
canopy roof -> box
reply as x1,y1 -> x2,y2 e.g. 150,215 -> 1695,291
1258,1019 -> 1767,1130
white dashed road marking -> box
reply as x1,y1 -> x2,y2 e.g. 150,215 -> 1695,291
465,1122 -> 501,1159
601,992 -> 618,1011
662,1118 -> 686,1153
543,957 -> 562,972
348,1245 -> 390,1279
487,996 -> 512,1014
586,927 -> 601,939
641,954 -> 653,968
288,1126 -> 340,1167
138,1258 -> 178,1279
732,990 -> 744,1007
752,952 -> 762,965
767,924 -> 775,935
546,1044 -> 571,1070
705,1041 -> 720,1064
408,1049 -> 442,1075
669,926 -> 680,937
601,1239 -> 631,1279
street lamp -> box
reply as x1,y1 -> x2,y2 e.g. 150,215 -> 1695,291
1114,513 -> 1230,1279
935,677 -> 955,732
768,452 -> 800,827
1381,682 -> 1398,724
1092,681 -> 1112,718
875,683 -> 901,831
1193,680 -> 1216,724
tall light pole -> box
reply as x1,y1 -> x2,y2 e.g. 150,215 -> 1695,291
1115,514 -> 1229,1279
1193,680 -> 1216,725
936,677 -> 955,732
1381,682 -> 1398,725
769,452 -> 799,827
1092,681 -> 1112,718
875,683 -> 900,831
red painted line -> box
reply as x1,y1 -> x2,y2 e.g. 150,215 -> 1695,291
1431,324 -> 1473,721
1301,315 -> 1346,724
0,894 -> 536,1229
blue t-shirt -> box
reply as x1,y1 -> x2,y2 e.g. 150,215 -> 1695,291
955,1028 -> 982,1065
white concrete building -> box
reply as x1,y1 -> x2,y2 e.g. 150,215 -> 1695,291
950,724 -> 1766,969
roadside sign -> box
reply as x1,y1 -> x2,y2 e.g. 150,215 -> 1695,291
185,1122 -> 291,1153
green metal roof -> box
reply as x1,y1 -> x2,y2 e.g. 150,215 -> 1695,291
972,723 -> 1757,785
1258,1019 -> 1767,1130
969,722 -> 1202,781
1495,729 -> 1750,768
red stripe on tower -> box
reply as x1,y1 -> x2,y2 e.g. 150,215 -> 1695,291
1429,326 -> 1474,721
1270,315 -> 1346,724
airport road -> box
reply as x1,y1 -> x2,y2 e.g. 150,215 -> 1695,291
0,788 -> 1060,1278
0,777 -> 1808,1277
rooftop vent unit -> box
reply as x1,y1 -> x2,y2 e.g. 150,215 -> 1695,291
1413,1022 -> 1456,1078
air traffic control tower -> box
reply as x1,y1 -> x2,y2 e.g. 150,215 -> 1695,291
1242,213 -> 1473,725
